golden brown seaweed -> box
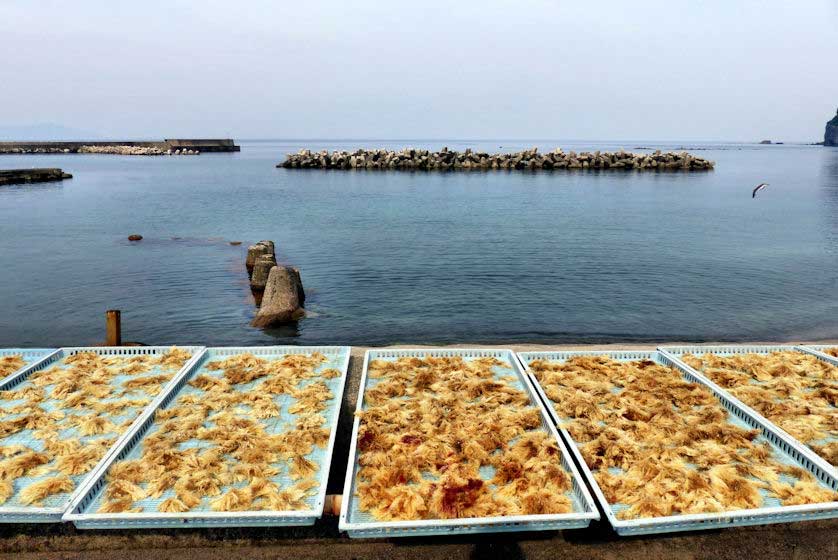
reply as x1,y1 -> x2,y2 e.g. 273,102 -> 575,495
682,351 -> 837,468
97,352 -> 335,513
530,355 -> 838,520
355,355 -> 575,522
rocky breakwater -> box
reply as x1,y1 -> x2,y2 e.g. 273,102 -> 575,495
0,139 -> 238,155
77,145 -> 199,156
0,168 -> 72,186
278,147 -> 715,171
245,240 -> 306,326
0,146 -> 74,154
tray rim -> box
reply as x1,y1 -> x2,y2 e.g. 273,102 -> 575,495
0,348 -> 60,386
517,348 -> 838,536
798,344 -> 838,367
0,345 -> 206,522
63,345 -> 351,528
338,347 -> 600,537
659,344 -> 837,477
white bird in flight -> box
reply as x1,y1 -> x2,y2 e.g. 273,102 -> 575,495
752,183 -> 769,198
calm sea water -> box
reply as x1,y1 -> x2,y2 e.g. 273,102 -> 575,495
1,140 -> 837,347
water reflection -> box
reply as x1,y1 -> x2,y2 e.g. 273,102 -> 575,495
818,147 -> 838,250
1,141 -> 838,346
262,323 -> 301,339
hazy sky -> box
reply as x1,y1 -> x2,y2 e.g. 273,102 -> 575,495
1,1 -> 836,141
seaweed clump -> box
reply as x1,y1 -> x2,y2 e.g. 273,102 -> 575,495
97,352 -> 336,514
529,355 -> 838,520
355,355 -> 574,521
0,355 -> 25,378
0,347 -> 191,506
682,350 -> 838,468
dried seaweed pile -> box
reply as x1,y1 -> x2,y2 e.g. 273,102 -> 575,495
529,356 -> 838,520
0,355 -> 25,378
96,352 -> 340,514
0,348 -> 191,507
355,355 -> 574,521
821,347 -> 838,358
682,351 -> 838,467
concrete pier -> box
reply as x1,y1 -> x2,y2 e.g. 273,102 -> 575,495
0,168 -> 72,186
0,138 -> 240,154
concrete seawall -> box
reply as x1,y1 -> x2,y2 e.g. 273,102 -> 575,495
0,168 -> 72,185
0,138 -> 240,154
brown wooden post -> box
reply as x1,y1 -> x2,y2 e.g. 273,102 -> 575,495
106,310 -> 122,346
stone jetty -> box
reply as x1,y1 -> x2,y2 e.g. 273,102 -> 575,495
0,139 -> 240,155
0,168 -> 72,186
1,145 -> 198,156
250,254 -> 278,305
78,145 -> 198,156
245,239 -> 306,323
278,147 -> 715,171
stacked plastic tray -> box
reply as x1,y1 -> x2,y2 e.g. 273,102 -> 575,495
517,349 -> 838,536
0,346 -> 204,522
2,342 -> 837,536
64,346 -> 350,529
660,345 -> 838,478
339,348 -> 599,537
798,344 -> 838,367
0,348 -> 57,384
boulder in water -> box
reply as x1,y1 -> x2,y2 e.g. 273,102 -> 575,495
245,240 -> 275,275
251,265 -> 305,327
250,254 -> 277,291
256,239 -> 275,254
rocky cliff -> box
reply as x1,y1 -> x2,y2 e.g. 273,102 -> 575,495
826,108 -> 838,146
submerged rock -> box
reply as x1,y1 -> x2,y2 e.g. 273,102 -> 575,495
251,265 -> 305,327
127,234 -> 143,241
